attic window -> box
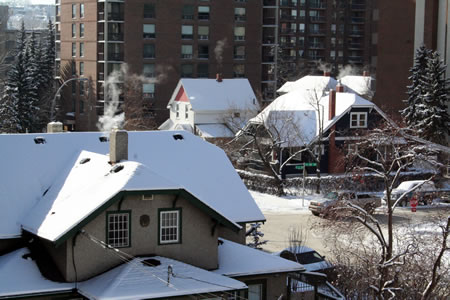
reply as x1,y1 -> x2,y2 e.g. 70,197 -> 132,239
99,136 -> 109,142
142,258 -> 161,267
110,164 -> 124,173
173,134 -> 184,141
80,158 -> 91,164
34,137 -> 46,144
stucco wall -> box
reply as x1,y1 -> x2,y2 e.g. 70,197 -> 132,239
236,273 -> 290,300
53,193 -> 219,282
219,223 -> 246,245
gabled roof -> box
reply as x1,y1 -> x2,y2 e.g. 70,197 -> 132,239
196,124 -> 235,138
277,75 -> 338,94
0,248 -> 75,298
78,256 -> 247,300
246,90 -> 386,147
168,78 -> 259,112
0,131 -> 265,239
213,239 -> 305,277
340,75 -> 373,97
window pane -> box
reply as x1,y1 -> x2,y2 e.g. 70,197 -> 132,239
144,4 -> 155,18
143,63 -> 155,77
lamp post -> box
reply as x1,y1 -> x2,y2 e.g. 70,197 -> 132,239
51,77 -> 89,121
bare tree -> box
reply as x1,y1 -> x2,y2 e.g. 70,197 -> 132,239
321,121 -> 449,299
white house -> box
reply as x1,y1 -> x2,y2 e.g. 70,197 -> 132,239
159,76 -> 259,139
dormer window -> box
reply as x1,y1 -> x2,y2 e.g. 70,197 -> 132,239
176,104 -> 180,119
350,112 -> 367,128
185,105 -> 189,119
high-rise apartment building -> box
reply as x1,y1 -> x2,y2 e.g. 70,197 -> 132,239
374,0 -> 450,116
55,0 -> 262,131
260,0 -> 376,101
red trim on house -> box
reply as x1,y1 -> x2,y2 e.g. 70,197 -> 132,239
175,86 -> 189,102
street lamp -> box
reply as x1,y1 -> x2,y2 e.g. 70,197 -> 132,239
51,77 -> 89,121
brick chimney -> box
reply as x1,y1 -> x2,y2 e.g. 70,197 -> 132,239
363,71 -> 370,77
323,71 -> 331,77
216,73 -> 223,82
47,122 -> 63,133
110,129 -> 128,164
336,81 -> 344,93
329,89 -> 336,120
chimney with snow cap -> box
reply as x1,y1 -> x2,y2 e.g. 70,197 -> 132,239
110,129 -> 128,164
363,71 -> 370,77
323,71 -> 331,77
47,122 -> 63,133
329,89 -> 336,120
216,73 -> 223,82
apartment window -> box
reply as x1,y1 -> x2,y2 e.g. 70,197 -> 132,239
79,80 -> 85,96
234,7 -> 246,21
72,4 -> 76,18
72,24 -> 76,38
234,26 -> 245,41
107,211 -> 130,248
79,42 -> 84,57
143,24 -> 155,39
71,42 -> 76,56
181,45 -> 193,59
234,45 -> 245,59
108,43 -> 122,61
79,61 -> 84,75
330,50 -> 336,59
331,23 -> 336,34
181,64 -> 193,77
198,6 -> 210,20
143,4 -> 155,18
143,44 -> 155,59
299,23 -> 305,33
233,64 -> 245,78
80,23 -> 84,37
182,5 -> 194,19
79,99 -> 84,113
197,64 -> 208,77
291,9 -> 297,19
298,36 -> 305,47
143,63 -> 155,77
159,209 -> 181,244
198,26 -> 209,40
198,45 -> 209,59
181,25 -> 193,39
350,112 -> 368,128
290,23 -> 297,32
143,83 -> 155,99
80,3 -> 84,18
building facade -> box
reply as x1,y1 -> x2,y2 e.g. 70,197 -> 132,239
56,0 -> 263,131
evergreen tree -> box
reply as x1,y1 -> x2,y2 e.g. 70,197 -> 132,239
22,30 -> 40,132
402,45 -> 431,127
417,51 -> 450,145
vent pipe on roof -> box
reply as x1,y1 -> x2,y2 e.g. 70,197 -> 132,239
363,71 -> 370,77
329,89 -> 336,121
323,71 -> 331,77
110,129 -> 128,164
47,122 -> 63,133
216,73 -> 223,82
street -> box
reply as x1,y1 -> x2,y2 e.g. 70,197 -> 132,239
260,206 -> 450,256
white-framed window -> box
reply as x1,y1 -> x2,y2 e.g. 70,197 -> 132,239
176,103 -> 180,118
159,209 -> 180,244
185,105 -> 189,119
107,211 -> 130,248
350,112 -> 368,128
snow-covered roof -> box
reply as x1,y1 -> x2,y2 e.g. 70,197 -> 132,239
20,151 -> 183,242
340,75 -> 373,97
0,248 -> 75,298
213,239 -> 305,277
246,89 -> 383,147
158,119 -> 194,133
169,78 -> 259,112
0,131 -> 265,239
196,124 -> 235,138
78,256 -> 247,300
277,76 -> 338,94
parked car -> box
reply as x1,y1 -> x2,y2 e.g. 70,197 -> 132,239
382,180 -> 437,207
309,191 -> 381,216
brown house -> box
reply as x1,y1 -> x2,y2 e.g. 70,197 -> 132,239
0,129 -> 305,299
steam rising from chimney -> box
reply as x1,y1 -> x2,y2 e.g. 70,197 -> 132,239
214,38 -> 227,70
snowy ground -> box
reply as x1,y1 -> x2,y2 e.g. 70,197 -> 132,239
249,191 -> 313,214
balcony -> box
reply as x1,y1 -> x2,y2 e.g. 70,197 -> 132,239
280,14 -> 297,21
108,53 -> 124,61
309,42 -> 325,49
309,16 -> 326,23
98,32 -> 105,41
108,32 -> 124,41
98,11 -> 105,21
262,55 -> 275,63
350,17 -> 365,23
309,2 -> 326,9
263,17 -> 277,25
55,32 -> 60,41
309,29 -> 325,35
108,12 -> 124,21
280,0 -> 297,7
